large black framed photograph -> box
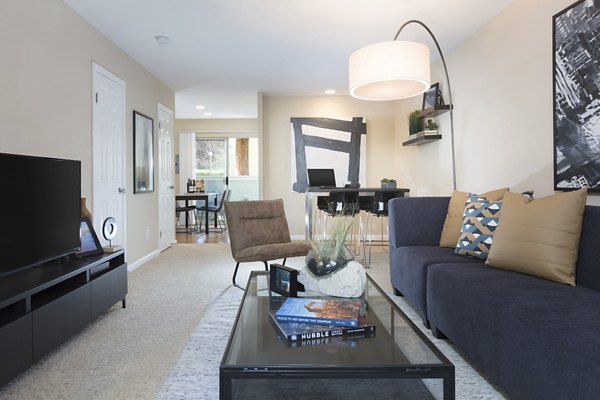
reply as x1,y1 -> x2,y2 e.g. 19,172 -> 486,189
553,0 -> 600,191
269,264 -> 302,297
76,217 -> 103,257
133,110 -> 154,193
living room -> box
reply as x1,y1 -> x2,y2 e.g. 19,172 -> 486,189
1,0 -> 598,399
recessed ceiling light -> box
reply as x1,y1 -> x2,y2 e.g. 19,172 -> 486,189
204,112 -> 212,116
195,105 -> 205,110
154,35 -> 170,45
325,89 -> 336,95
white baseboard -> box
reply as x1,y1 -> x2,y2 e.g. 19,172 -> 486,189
291,235 -> 306,241
127,249 -> 160,272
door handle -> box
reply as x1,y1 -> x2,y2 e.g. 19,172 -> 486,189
118,187 -> 126,194
169,185 -> 175,190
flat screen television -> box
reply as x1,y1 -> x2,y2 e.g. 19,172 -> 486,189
0,152 -> 81,276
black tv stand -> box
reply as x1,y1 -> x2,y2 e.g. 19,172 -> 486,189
0,250 -> 127,386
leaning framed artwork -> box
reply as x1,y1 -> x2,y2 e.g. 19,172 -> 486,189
75,217 -> 103,258
553,0 -> 600,191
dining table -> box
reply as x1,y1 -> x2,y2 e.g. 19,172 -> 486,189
176,192 -> 218,234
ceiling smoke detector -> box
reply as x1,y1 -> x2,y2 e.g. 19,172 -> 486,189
154,35 -> 170,46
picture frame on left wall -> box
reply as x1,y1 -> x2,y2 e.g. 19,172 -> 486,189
134,110 -> 155,193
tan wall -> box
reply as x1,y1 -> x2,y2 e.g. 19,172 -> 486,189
176,119 -> 258,133
393,0 -> 600,204
0,0 -> 175,265
262,95 -> 398,236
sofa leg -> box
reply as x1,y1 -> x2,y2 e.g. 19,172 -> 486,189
431,324 -> 447,339
422,316 -> 431,329
263,261 -> 269,271
393,287 -> 403,297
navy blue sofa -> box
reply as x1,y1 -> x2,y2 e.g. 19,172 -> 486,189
388,197 -> 600,400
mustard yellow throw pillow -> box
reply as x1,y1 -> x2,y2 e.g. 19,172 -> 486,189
485,188 -> 588,286
439,188 -> 509,248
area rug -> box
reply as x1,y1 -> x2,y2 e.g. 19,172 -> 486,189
155,285 -> 506,400
155,286 -> 243,400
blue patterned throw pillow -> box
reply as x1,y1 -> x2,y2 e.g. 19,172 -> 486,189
455,193 -> 503,259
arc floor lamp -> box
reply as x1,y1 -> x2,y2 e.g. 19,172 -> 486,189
348,20 -> 456,190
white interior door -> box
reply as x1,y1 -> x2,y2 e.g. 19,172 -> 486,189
158,103 -> 175,250
92,63 -> 126,248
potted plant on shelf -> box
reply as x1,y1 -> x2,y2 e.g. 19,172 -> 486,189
409,110 -> 421,135
423,119 -> 438,135
381,178 -> 397,189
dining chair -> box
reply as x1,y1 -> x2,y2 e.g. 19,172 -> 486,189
224,199 -> 311,289
364,191 -> 405,266
195,189 -> 231,233
175,202 -> 196,233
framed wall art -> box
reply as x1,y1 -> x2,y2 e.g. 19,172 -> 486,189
133,110 -> 155,193
553,0 -> 600,191
290,117 -> 367,193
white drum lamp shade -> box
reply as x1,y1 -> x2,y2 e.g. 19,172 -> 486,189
349,41 -> 431,101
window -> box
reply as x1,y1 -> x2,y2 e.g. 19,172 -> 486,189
195,139 -> 226,177
194,136 -> 259,201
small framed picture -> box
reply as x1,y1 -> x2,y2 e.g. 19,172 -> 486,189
76,217 -> 104,257
269,264 -> 303,297
422,82 -> 440,110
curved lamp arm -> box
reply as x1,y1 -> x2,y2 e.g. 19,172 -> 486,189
395,20 -> 456,191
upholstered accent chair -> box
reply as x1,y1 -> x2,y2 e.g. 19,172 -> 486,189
224,199 -> 311,289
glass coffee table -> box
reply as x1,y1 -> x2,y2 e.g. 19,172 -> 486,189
220,271 -> 454,400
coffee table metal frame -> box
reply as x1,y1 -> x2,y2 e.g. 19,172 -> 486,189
219,271 -> 455,399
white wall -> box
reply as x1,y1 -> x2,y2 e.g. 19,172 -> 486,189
394,0 -> 600,204
261,0 -> 600,237
0,0 -> 175,265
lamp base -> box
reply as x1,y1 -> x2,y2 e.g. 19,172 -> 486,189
103,245 -> 123,253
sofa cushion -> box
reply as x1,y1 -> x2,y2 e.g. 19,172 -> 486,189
576,205 -> 600,292
485,188 -> 587,286
455,193 -> 502,259
389,246 -> 483,319
439,188 -> 508,248
235,241 -> 311,262
427,262 -> 600,400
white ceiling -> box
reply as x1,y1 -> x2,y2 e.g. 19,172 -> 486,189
62,0 -> 515,119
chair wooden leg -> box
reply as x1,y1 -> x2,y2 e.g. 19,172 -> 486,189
233,262 -> 243,289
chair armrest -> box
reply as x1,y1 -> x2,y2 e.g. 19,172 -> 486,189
387,197 -> 450,248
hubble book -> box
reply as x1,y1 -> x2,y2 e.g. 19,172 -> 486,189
269,312 -> 375,343
274,297 -> 361,327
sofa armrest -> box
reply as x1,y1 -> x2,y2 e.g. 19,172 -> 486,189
388,197 -> 450,248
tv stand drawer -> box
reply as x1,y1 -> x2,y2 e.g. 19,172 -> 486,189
32,284 -> 91,362
0,314 -> 32,384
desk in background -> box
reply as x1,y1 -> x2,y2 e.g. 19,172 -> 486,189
176,192 -> 217,234
304,187 -> 410,239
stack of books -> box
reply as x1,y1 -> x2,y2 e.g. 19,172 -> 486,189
270,297 -> 376,346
